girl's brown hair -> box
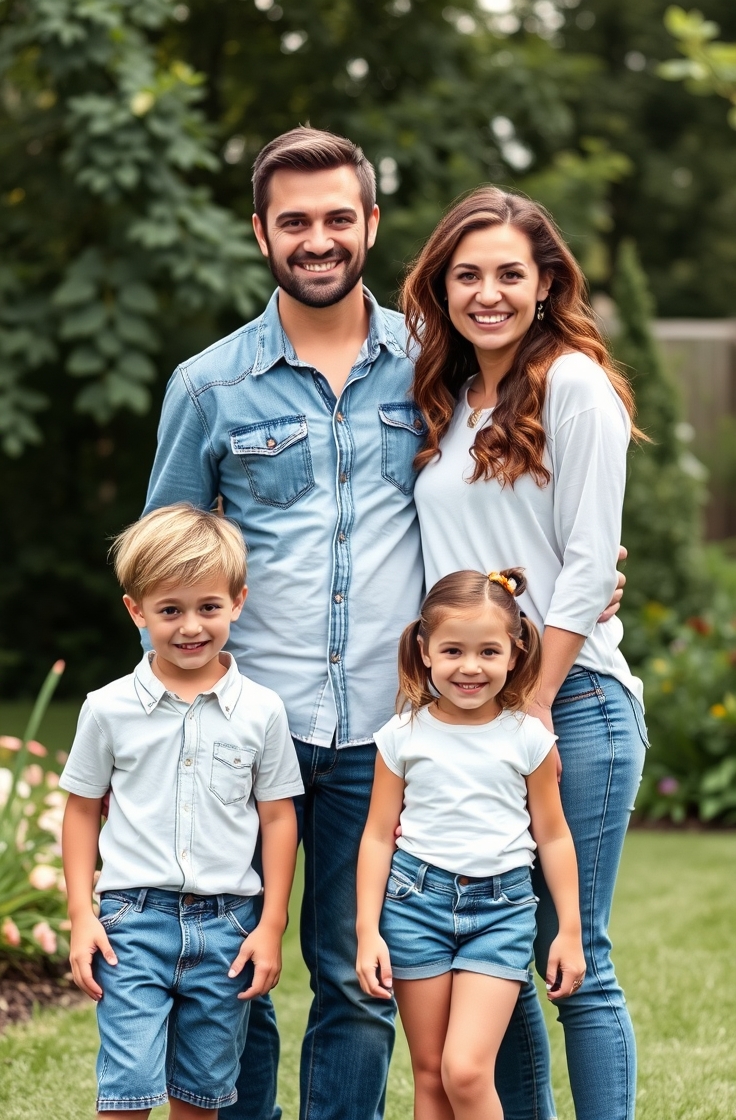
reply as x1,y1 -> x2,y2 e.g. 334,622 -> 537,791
401,186 -> 642,487
397,568 -> 542,716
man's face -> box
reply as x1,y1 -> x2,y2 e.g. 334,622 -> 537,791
252,166 -> 379,308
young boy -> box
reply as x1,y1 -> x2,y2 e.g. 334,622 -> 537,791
60,503 -> 303,1119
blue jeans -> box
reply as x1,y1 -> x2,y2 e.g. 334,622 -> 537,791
224,741 -> 395,1120
94,888 -> 256,1112
495,669 -> 648,1120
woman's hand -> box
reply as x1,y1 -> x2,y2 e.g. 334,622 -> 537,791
545,931 -> 586,1000
69,911 -> 118,1001
528,700 -> 561,780
356,932 -> 394,999
598,546 -> 627,623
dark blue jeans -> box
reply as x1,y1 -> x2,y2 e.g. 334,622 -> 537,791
223,740 -> 395,1120
495,670 -> 648,1120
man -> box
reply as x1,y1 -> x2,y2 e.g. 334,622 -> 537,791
144,126 -> 624,1120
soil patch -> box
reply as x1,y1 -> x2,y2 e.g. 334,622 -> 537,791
0,960 -> 87,1033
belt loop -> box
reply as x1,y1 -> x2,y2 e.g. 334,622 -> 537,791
493,876 -> 501,901
135,888 -> 148,912
415,863 -> 428,893
217,894 -> 226,917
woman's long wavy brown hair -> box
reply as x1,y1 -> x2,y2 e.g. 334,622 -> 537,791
401,186 -> 641,485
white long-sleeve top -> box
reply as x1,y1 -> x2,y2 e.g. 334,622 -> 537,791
414,351 -> 643,704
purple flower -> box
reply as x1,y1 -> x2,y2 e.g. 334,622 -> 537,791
657,777 -> 679,796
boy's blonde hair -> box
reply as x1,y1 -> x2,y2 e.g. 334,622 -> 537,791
111,504 -> 247,601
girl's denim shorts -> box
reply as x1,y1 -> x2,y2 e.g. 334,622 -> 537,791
380,849 -> 537,983
93,887 -> 256,1112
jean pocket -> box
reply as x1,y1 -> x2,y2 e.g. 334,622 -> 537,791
225,902 -> 256,939
98,898 -> 133,931
230,415 -> 314,508
500,877 -> 537,906
210,743 -> 257,805
379,402 -> 427,495
626,690 -> 650,749
385,867 -> 416,901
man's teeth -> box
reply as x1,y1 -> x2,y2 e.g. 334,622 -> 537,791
302,261 -> 339,272
472,313 -> 510,324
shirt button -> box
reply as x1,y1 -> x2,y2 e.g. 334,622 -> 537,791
266,438 -> 276,448
234,757 -> 241,765
184,758 -> 192,766
330,652 -> 341,663
338,532 -> 346,543
334,593 -> 343,603
181,850 -> 188,860
336,412 -> 345,422
413,418 -> 423,430
339,472 -> 347,484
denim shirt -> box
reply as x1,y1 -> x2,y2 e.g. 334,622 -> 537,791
145,289 -> 426,747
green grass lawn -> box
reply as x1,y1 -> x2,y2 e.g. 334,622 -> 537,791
0,832 -> 734,1119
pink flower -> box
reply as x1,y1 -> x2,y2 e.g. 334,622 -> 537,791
1,917 -> 21,947
56,751 -> 68,765
23,763 -> 44,787
32,921 -> 57,955
657,776 -> 680,796
0,735 -> 22,751
27,740 -> 47,758
29,864 -> 59,891
45,771 -> 60,789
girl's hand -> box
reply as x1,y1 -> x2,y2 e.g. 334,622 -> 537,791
356,933 -> 394,999
229,923 -> 283,1000
545,932 -> 585,1000
69,911 -> 118,1001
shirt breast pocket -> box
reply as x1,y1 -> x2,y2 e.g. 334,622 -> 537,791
210,742 -> 257,806
230,416 -> 315,508
378,403 -> 427,495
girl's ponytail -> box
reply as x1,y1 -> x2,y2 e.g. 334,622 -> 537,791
396,618 -> 434,715
500,612 -> 543,712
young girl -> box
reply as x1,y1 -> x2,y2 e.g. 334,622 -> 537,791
356,568 -> 585,1120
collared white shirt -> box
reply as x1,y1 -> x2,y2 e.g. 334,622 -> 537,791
60,653 -> 304,896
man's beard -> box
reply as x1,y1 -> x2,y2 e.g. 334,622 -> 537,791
265,239 -> 368,308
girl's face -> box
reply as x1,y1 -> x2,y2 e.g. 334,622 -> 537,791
418,602 -> 518,724
444,223 -> 550,367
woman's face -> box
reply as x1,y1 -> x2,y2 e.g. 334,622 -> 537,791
445,223 -> 550,365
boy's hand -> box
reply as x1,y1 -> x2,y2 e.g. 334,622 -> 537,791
69,911 -> 118,1001
229,923 -> 283,1000
545,932 -> 586,1000
356,933 -> 394,1000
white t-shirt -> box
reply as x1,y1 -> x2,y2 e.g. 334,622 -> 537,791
374,707 -> 556,877
414,351 -> 643,704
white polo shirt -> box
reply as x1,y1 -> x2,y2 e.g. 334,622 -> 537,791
60,653 -> 304,896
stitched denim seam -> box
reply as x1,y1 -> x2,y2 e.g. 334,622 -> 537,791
582,673 -> 632,1115
303,784 -> 321,1120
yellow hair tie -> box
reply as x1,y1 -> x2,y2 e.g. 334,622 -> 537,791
488,571 -> 517,595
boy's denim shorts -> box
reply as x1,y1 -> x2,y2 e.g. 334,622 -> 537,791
93,887 -> 256,1112
379,849 -> 537,983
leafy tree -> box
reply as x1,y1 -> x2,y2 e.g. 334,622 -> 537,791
615,239 -> 707,662
659,5 -> 736,129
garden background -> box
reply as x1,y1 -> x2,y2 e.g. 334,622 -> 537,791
1,0 -> 735,1116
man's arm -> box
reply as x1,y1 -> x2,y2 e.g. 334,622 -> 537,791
143,368 -> 220,516
62,793 -> 118,1001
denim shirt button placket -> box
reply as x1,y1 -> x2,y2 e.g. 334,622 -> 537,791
330,389 -> 356,745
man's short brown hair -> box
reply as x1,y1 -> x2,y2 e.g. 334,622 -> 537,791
252,126 -> 376,222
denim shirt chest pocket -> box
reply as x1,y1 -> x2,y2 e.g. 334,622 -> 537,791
210,742 -> 257,805
378,403 -> 428,495
230,415 -> 315,508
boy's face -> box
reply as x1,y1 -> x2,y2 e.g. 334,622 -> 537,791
124,577 -> 246,676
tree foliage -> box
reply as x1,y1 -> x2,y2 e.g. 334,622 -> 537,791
659,6 -> 736,129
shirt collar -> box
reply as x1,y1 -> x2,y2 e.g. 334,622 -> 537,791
250,286 -> 394,378
133,652 -> 243,719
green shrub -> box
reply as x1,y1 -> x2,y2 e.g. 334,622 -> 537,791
635,546 -> 736,824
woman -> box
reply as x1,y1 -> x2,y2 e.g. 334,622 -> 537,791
402,187 -> 648,1120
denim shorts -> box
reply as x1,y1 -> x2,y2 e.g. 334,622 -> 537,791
379,849 -> 537,983
93,887 -> 256,1112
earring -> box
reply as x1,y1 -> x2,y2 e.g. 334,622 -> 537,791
536,301 -> 545,321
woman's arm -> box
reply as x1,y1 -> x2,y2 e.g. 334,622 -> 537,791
526,752 -> 586,1000
355,755 -> 406,999
62,793 -> 118,1001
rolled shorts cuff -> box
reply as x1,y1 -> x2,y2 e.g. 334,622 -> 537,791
392,956 -> 454,980
169,1084 -> 238,1109
452,958 -> 531,982
97,1092 -> 168,1112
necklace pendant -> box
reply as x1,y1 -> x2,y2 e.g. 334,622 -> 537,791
467,408 -> 482,429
